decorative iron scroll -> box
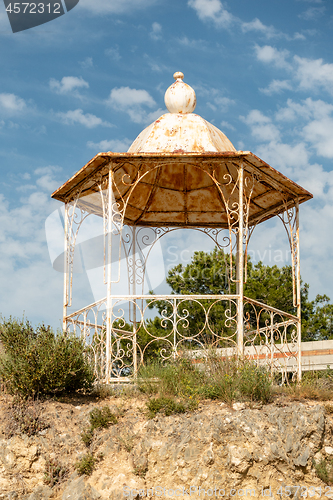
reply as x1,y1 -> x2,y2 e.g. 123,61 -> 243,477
65,294 -> 299,383
64,196 -> 90,307
121,225 -> 233,298
66,298 -> 107,380
278,202 -> 300,307
243,297 -> 299,382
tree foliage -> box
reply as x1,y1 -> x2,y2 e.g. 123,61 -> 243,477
150,248 -> 333,343
113,248 -> 332,368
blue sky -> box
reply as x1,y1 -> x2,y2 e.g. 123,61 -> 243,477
0,0 -> 332,329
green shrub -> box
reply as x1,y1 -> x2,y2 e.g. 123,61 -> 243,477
0,317 -> 95,397
80,428 -> 94,447
133,465 -> 148,478
44,458 -> 69,487
237,362 -> 272,403
89,406 -> 117,430
313,458 -> 333,484
138,358 -> 204,398
138,354 -> 272,405
80,406 -> 118,447
146,396 -> 197,418
75,453 -> 96,476
117,431 -> 137,452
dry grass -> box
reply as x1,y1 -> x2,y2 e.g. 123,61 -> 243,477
280,372 -> 333,402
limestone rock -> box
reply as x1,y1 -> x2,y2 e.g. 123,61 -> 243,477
27,485 -> 52,500
62,476 -> 101,500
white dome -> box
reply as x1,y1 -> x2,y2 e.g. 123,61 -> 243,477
128,72 -> 236,154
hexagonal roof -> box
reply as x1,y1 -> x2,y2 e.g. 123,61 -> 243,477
51,73 -> 313,228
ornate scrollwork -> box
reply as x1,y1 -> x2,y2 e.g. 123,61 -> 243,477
65,196 -> 91,307
243,297 -> 299,383
278,202 -> 299,307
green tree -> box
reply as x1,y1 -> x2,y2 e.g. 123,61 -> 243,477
148,248 -> 332,343
302,294 -> 333,341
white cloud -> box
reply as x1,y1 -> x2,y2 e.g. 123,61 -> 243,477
16,184 -> 37,193
299,6 -> 325,20
49,76 -> 89,95
275,98 -> 333,123
294,56 -> 333,94
241,110 -> 281,142
254,45 -> 291,70
107,87 -> 159,124
87,138 -> 132,152
79,57 -> 93,69
260,80 -> 293,95
78,0 -> 158,14
143,55 -> 169,73
293,32 -> 306,41
207,96 -> 235,112
255,141 -> 309,177
34,166 -> 62,192
150,22 -> 162,40
303,118 -> 333,159
105,46 -> 121,61
242,20 -> 304,41
242,18 -> 278,39
273,98 -> 333,159
176,36 -> 210,50
188,0 -> 235,27
108,87 -> 156,108
220,121 -> 235,131
57,109 -> 113,128
275,99 -> 308,122
0,186 -> 64,325
0,93 -> 26,113
188,0 -> 300,41
255,49 -> 333,97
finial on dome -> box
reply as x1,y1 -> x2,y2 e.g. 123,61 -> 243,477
164,71 -> 196,114
173,72 -> 184,81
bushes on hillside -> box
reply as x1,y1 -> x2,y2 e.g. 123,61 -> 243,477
138,354 -> 272,405
0,317 -> 95,397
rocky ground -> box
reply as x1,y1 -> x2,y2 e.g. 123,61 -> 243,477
0,392 -> 333,500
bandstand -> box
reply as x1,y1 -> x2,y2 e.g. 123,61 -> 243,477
51,72 -> 313,383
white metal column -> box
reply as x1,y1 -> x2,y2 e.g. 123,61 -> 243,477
63,203 -> 69,332
106,169 -> 113,382
295,202 -> 302,382
132,226 -> 137,378
236,165 -> 244,357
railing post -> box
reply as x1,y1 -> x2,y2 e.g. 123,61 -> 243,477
173,297 -> 177,360
270,311 -> 274,377
106,169 -> 112,383
236,164 -> 244,357
63,203 -> 69,333
132,226 -> 137,379
296,202 -> 302,382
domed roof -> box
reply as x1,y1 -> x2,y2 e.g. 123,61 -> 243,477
128,72 -> 236,154
52,71 -> 313,231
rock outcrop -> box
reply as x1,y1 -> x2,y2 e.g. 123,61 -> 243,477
0,396 -> 332,499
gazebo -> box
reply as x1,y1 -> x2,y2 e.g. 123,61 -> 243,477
51,72 -> 312,382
